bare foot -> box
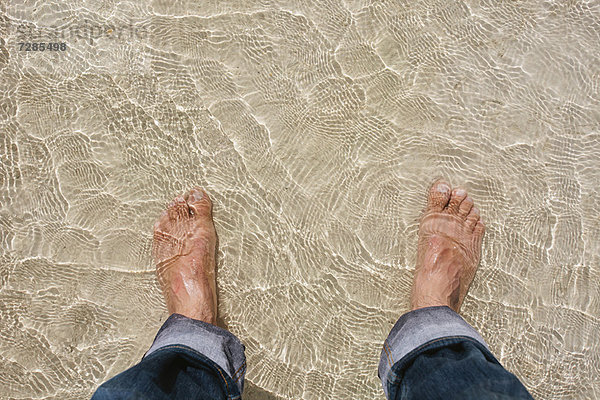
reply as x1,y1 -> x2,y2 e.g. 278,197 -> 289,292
411,180 -> 485,313
152,188 -> 217,324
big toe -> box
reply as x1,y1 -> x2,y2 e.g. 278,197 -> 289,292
427,180 -> 452,212
186,187 -> 212,218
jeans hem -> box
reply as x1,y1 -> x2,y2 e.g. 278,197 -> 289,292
145,313 -> 246,394
378,306 -> 489,398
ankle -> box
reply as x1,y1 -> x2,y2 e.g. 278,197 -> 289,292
171,307 -> 216,325
410,294 -> 457,312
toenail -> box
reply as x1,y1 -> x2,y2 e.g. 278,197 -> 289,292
455,189 -> 466,196
437,183 -> 450,193
190,190 -> 204,202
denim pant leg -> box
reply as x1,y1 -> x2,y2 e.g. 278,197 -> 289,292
379,306 -> 534,400
92,314 -> 246,400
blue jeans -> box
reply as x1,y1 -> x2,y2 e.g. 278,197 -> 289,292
92,307 -> 534,399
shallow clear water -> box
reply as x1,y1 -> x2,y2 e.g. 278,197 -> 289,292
1,0 -> 599,399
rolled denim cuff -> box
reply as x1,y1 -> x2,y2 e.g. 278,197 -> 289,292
144,314 -> 246,394
378,306 -> 489,398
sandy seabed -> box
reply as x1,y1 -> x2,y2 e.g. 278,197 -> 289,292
1,0 -> 599,398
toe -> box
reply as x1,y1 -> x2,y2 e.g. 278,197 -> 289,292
152,229 -> 168,260
167,196 -> 189,220
466,207 -> 480,229
187,187 -> 212,217
152,211 -> 170,258
167,200 -> 178,220
154,210 -> 168,231
458,196 -> 474,218
426,180 -> 452,212
446,187 -> 468,214
174,196 -> 190,219
474,219 -> 485,236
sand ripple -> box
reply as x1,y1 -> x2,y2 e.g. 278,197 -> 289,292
1,0 -> 599,398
